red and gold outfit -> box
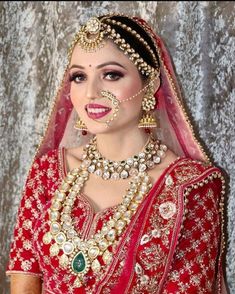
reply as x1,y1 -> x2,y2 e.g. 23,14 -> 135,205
6,14 -> 226,294
6,148 -> 225,293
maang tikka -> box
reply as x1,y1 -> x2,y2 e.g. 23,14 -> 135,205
68,16 -> 158,77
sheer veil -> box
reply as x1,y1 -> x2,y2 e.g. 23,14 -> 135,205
12,14 -> 227,293
34,15 -> 210,165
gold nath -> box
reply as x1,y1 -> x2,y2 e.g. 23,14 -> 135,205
68,16 -> 159,76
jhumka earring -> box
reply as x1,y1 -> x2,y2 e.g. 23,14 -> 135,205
74,117 -> 88,135
138,78 -> 157,130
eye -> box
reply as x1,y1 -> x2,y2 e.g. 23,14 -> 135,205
69,72 -> 86,83
104,71 -> 124,81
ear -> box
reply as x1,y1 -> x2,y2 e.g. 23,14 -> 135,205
153,76 -> 160,93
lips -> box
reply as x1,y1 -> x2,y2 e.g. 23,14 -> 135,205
85,103 -> 112,119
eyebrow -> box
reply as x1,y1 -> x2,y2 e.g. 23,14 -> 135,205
69,61 -> 126,70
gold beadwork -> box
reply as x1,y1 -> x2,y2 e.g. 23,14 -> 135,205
182,169 -> 227,292
68,16 -> 159,76
74,118 -> 88,131
133,18 -> 211,163
121,71 -> 159,103
138,74 -> 157,129
100,90 -> 120,126
138,113 -> 157,128
88,75 -> 159,128
141,78 -> 156,112
82,135 -> 166,180
72,17 -> 106,53
85,17 -> 101,34
44,145 -> 153,287
105,18 -> 159,75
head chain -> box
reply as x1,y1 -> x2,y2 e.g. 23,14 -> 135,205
68,16 -> 159,76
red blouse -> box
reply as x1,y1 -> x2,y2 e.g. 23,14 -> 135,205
6,148 -> 225,293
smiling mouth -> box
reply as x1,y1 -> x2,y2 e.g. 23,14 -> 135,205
85,103 -> 112,119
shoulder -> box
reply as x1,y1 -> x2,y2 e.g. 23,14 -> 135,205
31,148 -> 62,179
170,157 -> 225,208
32,148 -> 59,168
149,149 -> 223,191
171,156 -> 224,183
163,156 -> 225,202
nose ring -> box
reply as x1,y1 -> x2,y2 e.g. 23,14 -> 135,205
100,90 -> 120,126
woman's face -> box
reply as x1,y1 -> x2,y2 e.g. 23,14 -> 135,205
69,40 -> 145,135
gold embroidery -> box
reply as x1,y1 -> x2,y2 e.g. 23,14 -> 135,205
159,201 -> 176,220
10,153 -> 224,293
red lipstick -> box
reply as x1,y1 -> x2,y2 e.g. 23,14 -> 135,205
85,103 -> 112,119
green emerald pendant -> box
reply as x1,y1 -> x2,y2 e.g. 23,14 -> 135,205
72,251 -> 87,274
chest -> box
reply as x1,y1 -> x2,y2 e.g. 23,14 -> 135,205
82,174 -> 130,213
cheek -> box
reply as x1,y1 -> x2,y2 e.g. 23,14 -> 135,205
114,77 -> 144,104
70,85 -> 82,110
116,86 -> 143,111
112,85 -> 143,121
70,84 -> 76,102
120,95 -> 143,120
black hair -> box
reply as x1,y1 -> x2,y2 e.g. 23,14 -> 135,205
98,14 -> 160,79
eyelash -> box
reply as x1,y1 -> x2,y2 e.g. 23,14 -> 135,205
69,73 -> 85,83
105,71 -> 124,81
69,71 -> 124,83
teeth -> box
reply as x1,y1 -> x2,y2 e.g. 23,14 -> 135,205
87,108 -> 109,114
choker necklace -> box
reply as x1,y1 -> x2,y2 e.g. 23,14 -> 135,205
81,136 -> 167,180
43,136 -> 167,288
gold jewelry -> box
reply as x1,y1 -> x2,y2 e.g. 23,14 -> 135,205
120,72 -> 159,103
138,75 -> 157,129
138,113 -> 157,128
81,136 -> 167,180
42,135 -> 167,287
93,75 -> 159,128
86,90 -> 120,127
141,80 -> 156,112
74,118 -> 88,131
68,16 -> 159,76
72,17 -> 106,53
100,90 -> 120,126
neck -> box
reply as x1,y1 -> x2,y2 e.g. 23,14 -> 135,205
95,127 -> 149,161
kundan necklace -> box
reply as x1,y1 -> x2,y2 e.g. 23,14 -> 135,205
42,135 -> 167,288
81,135 -> 168,180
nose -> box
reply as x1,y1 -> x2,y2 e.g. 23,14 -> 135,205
85,77 -> 100,100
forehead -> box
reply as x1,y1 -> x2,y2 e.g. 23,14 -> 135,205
70,39 -> 137,69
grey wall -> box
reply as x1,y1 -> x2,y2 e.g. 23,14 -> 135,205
1,1 -> 234,293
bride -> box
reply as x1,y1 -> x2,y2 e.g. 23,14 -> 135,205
7,14 -> 226,293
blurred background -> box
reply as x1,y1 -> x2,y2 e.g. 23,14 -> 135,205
0,1 -> 234,293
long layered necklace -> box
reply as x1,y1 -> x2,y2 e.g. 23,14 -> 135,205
43,136 -> 167,287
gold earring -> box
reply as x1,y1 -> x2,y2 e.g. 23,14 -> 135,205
138,82 -> 157,129
74,117 -> 88,131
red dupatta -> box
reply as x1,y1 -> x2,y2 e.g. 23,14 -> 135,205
33,16 -> 210,164
93,158 -> 224,293
27,14 -> 225,293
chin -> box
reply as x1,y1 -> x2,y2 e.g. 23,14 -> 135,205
81,113 -> 139,135
85,121 -> 124,135
85,122 -> 111,135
